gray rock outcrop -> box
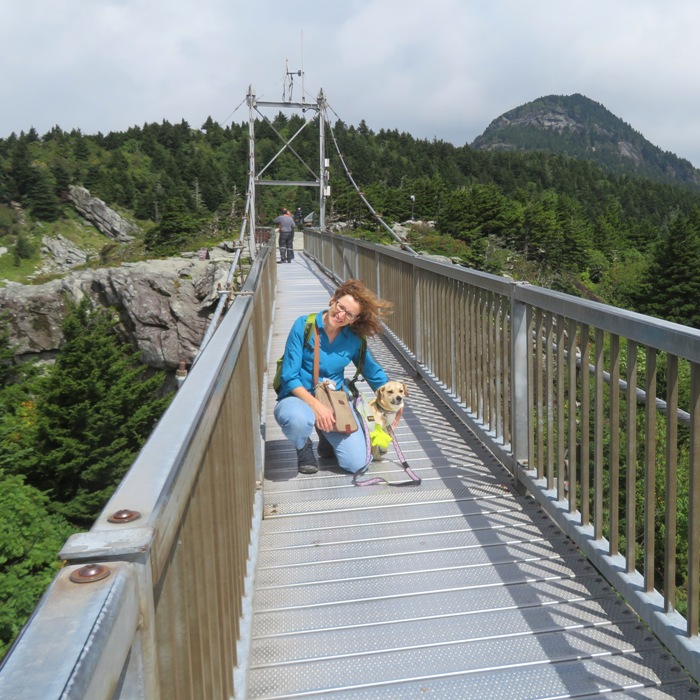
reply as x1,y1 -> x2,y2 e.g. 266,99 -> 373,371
40,234 -> 90,271
68,185 -> 138,242
0,258 -> 233,370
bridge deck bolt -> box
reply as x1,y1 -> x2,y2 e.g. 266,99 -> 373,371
70,563 -> 111,584
108,509 -> 141,523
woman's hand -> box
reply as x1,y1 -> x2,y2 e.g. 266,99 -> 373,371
313,399 -> 336,432
291,386 -> 336,431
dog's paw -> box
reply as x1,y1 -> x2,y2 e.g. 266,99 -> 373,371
372,446 -> 389,461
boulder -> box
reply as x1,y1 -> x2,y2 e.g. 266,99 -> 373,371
68,185 -> 138,242
0,258 -> 233,370
417,251 -> 458,266
40,234 -> 90,271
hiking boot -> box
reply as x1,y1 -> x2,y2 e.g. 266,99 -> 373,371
297,438 -> 318,474
316,431 -> 335,458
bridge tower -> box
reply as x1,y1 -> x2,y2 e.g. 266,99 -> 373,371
246,71 -> 329,257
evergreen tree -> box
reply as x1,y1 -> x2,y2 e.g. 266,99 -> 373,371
594,195 -> 628,258
13,233 -> 33,265
0,469 -> 75,659
520,191 -> 559,262
201,116 -> 226,148
0,318 -> 15,388
0,314 -> 36,473
0,321 -> 71,660
24,127 -> 40,143
25,299 -> 172,526
0,313 -> 29,392
27,167 -> 61,221
633,208 -> 700,328
144,198 -> 204,255
73,132 -> 89,160
50,161 -> 71,197
9,139 -> 33,200
438,183 -> 523,246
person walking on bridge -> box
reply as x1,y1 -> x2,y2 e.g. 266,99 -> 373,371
274,279 -> 393,475
273,208 -> 295,263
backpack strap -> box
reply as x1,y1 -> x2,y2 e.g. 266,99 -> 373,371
302,313 -> 317,347
273,313 -> 317,396
347,337 -> 367,400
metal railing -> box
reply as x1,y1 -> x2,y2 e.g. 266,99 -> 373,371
0,244 -> 277,700
306,229 -> 700,681
5,227 -> 700,696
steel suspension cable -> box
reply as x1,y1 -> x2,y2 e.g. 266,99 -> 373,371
190,188 -> 253,369
325,106 -> 417,255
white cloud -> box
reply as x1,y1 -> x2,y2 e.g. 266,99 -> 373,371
2,0 -> 700,165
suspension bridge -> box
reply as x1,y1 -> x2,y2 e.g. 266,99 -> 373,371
2,81 -> 700,698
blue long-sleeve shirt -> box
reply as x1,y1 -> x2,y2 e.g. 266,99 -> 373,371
276,310 -> 388,400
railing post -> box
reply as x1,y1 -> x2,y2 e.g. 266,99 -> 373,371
510,284 -> 530,487
413,264 -> 423,373
688,362 -> 700,636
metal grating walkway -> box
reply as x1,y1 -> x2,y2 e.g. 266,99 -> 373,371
249,254 -> 700,699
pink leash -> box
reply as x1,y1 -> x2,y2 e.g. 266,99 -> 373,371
352,405 -> 421,487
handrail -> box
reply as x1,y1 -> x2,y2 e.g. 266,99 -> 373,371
192,190 -> 254,366
0,243 -> 277,699
5,229 -> 700,695
305,228 -> 700,681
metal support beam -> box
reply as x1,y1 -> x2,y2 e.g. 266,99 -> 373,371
247,80 -> 329,242
247,85 -> 257,260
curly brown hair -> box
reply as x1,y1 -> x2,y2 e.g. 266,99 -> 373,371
331,278 -> 393,337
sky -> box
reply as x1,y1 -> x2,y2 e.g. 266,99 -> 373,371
2,1 -> 700,167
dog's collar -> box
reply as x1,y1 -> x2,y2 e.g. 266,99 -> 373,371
376,399 -> 402,413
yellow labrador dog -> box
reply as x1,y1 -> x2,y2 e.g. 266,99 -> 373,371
368,381 -> 409,460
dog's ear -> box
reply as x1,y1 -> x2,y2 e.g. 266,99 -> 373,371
403,383 -> 410,397
376,385 -> 385,400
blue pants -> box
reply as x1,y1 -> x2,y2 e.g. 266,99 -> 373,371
274,396 -> 370,473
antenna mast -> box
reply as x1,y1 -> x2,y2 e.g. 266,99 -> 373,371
283,60 -> 301,102
249,56 -> 328,243
300,31 -> 305,104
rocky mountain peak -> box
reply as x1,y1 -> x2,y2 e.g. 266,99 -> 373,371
471,93 -> 700,188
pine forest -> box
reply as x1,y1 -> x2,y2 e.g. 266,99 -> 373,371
3,103 -> 700,657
